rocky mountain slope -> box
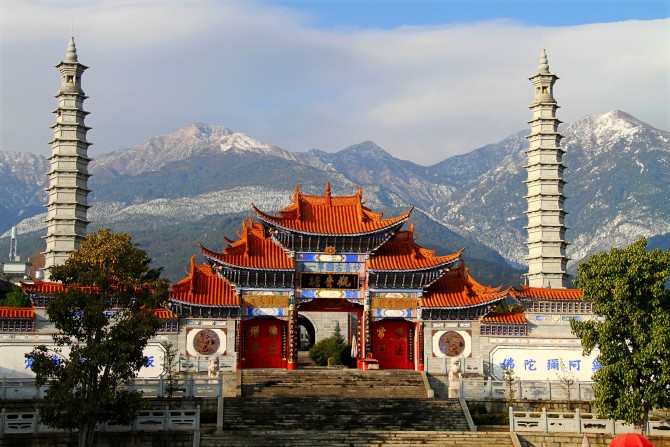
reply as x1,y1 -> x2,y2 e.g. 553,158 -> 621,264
0,151 -> 49,232
435,110 -> 670,267
1,110 -> 667,284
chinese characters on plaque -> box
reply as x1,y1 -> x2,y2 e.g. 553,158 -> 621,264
500,356 -> 601,373
300,272 -> 359,290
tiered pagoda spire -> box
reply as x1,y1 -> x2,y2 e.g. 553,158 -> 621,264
524,49 -> 568,288
43,37 -> 92,277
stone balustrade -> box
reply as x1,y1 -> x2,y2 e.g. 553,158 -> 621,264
510,407 -> 670,436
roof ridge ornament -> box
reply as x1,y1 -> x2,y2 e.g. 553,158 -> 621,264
294,184 -> 302,221
189,255 -> 197,294
243,218 -> 252,257
325,182 -> 332,206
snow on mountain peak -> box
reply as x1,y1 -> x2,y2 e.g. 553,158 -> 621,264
563,110 -> 667,158
219,132 -> 276,153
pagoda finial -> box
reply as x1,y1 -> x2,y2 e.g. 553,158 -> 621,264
538,48 -> 550,74
65,36 -> 78,62
325,182 -> 332,206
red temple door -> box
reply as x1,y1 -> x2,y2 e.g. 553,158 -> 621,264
243,318 -> 286,368
371,319 -> 414,370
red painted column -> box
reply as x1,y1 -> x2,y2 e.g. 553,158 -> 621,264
364,310 -> 372,369
238,319 -> 245,370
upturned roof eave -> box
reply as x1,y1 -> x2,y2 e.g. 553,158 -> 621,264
419,294 -> 506,310
368,258 -> 460,274
199,244 -> 294,272
204,254 -> 294,273
253,204 -> 412,237
168,298 -> 240,309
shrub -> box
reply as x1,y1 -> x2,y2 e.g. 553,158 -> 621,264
308,323 -> 354,367
0,286 -> 31,307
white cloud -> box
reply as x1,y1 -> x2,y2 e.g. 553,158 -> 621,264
1,0 -> 667,165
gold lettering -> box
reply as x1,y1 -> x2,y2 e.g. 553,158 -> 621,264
337,275 -> 352,288
250,326 -> 260,338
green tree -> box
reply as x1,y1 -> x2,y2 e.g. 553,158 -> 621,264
0,286 -> 31,307
571,238 -> 670,432
26,229 -> 169,447
308,322 -> 353,366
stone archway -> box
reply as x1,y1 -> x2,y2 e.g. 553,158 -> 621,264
297,315 -> 316,351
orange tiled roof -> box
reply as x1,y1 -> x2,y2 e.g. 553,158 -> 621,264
22,281 -> 179,316
253,183 -> 412,236
368,224 -> 462,271
201,219 -> 294,270
154,308 -> 179,319
20,279 -> 66,294
0,307 -> 34,319
170,256 -> 239,307
481,312 -> 527,324
512,285 -> 582,300
420,267 -> 509,309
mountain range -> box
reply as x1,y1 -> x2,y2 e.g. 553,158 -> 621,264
1,110 -> 668,286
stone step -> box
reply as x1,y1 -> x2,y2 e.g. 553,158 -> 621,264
222,397 -> 469,432
201,430 -> 514,447
241,369 -> 427,398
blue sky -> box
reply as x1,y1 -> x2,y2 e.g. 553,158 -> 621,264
1,0 -> 668,164
260,0 -> 669,28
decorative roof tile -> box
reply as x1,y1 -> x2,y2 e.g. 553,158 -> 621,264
22,281 -> 180,317
0,307 -> 35,319
368,224 -> 462,271
512,285 -> 582,300
481,312 -> 527,324
20,279 -> 66,294
201,219 -> 294,270
420,266 -> 509,309
170,256 -> 239,307
154,308 -> 179,319
253,183 -> 412,236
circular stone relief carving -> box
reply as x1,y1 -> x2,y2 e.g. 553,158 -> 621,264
438,331 -> 465,357
193,329 -> 221,355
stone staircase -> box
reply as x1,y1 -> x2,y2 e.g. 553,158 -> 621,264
199,368 -> 514,446
222,396 -> 469,431
241,368 -> 428,398
201,428 -> 515,446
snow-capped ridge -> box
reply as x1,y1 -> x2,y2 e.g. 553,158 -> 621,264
219,132 -> 277,154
